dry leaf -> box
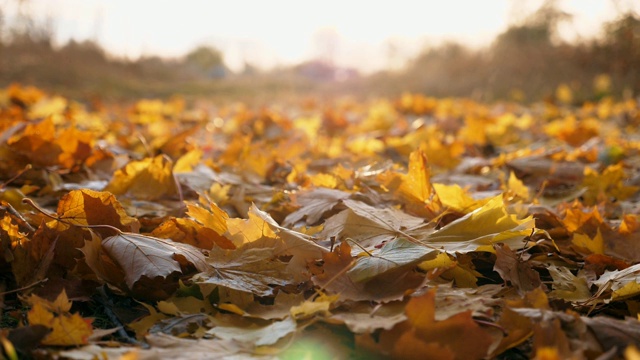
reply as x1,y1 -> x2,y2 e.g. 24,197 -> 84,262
102,232 -> 208,288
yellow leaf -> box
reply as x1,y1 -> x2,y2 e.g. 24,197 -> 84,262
226,208 -> 277,246
186,200 -> 229,236
582,164 -> 639,205
556,84 -> 573,104
27,302 -> 55,326
27,291 -> 93,346
433,183 -> 482,213
290,294 -> 338,319
399,150 -> 431,204
50,289 -> 73,313
424,195 -> 535,253
505,171 -> 530,200
418,252 -> 479,287
612,282 -> 640,301
105,155 -> 176,200
157,301 -> 180,316
620,214 -> 640,235
173,148 -> 203,173
128,302 -> 168,339
218,303 -> 246,315
44,313 -> 93,346
572,229 -> 604,255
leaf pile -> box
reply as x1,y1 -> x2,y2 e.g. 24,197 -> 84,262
2,85 -> 640,358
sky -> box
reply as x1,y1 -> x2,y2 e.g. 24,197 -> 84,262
3,0 -> 639,73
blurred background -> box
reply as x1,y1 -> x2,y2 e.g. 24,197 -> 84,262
1,0 -> 639,102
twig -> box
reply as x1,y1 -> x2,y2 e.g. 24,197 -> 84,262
2,202 -> 35,232
94,286 -> 149,349
22,198 -> 122,235
0,278 -> 48,296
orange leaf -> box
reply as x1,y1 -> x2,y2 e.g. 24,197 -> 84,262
49,189 -> 140,234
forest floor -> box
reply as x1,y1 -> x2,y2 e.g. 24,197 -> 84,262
2,84 -> 640,359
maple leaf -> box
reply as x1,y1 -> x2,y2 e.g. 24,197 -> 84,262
547,266 -> 592,302
347,237 -> 435,283
6,117 -> 94,169
493,243 -> 543,294
571,228 -> 605,255
283,187 -> 350,226
48,189 -> 140,234
503,171 -> 530,201
26,290 -> 93,346
399,149 -> 432,204
582,164 -> 639,205
377,149 -> 433,216
151,217 -> 234,250
313,241 -> 429,301
185,199 -> 228,236
102,232 -> 208,289
432,183 -> 484,214
245,204 -> 328,276
360,288 -> 494,360
226,205 -> 278,246
319,199 -> 430,250
337,196 -> 534,283
422,195 -> 535,253
193,241 -> 294,297
104,155 -> 177,200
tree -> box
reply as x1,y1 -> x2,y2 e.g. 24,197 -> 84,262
183,45 -> 226,78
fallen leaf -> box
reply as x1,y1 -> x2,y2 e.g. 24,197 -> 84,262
582,164 -> 639,205
493,243 -> 543,294
102,232 -> 208,289
206,317 -> 297,347
283,187 -> 350,226
26,290 -> 93,346
372,288 -> 494,360
329,301 -> 407,333
319,199 -> 430,250
313,241 -> 428,302
193,241 -> 293,297
290,294 -> 337,319
547,266 -> 592,302
422,195 -> 535,253
185,199 -> 228,236
593,263 -> 640,301
347,237 -> 435,283
48,189 -> 140,234
105,155 -> 176,200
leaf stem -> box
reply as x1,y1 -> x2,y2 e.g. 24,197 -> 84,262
21,198 -> 123,235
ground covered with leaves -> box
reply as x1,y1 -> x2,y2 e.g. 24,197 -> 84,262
2,85 -> 640,359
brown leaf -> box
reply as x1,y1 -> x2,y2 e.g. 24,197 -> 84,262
193,241 -> 293,297
312,241 -> 428,302
102,232 -> 207,288
493,243 -> 543,294
283,187 -> 350,226
582,316 -> 640,357
365,288 -> 494,360
319,199 -> 429,249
